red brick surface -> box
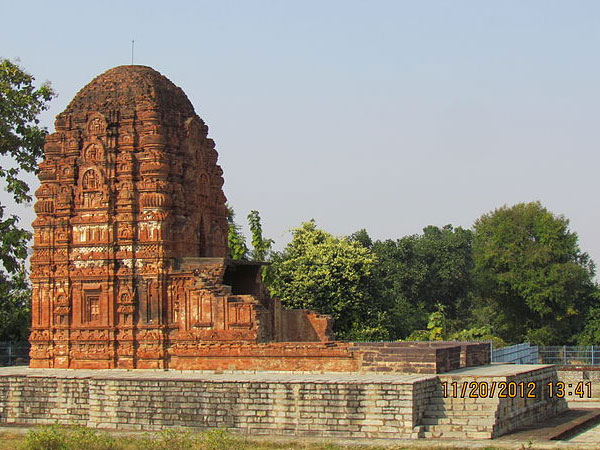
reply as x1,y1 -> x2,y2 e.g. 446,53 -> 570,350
29,66 -> 337,370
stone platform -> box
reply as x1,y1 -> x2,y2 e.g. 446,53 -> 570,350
0,364 -> 567,439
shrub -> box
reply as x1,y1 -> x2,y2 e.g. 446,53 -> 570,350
144,429 -> 198,450
22,425 -> 69,450
66,427 -> 117,450
200,428 -> 239,450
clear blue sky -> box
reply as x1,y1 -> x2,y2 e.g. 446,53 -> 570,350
3,1 -> 600,265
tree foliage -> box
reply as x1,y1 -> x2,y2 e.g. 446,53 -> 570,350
0,59 -> 54,204
0,268 -> 30,341
230,202 -> 598,345
226,207 -> 274,264
577,303 -> 600,345
0,59 -> 54,269
226,205 -> 248,260
358,225 -> 474,340
472,201 -> 597,345
267,221 -> 376,339
0,59 -> 54,341
247,210 -> 274,261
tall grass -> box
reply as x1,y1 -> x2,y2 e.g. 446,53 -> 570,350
13,425 -> 532,450
21,426 -> 239,450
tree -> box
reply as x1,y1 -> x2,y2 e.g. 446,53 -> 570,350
577,302 -> 600,345
226,207 -> 275,264
360,225 -> 474,340
0,59 -> 55,340
0,268 -> 31,341
267,221 -> 376,339
472,202 -> 597,345
365,236 -> 428,339
247,210 -> 274,261
412,225 -> 474,321
226,205 -> 248,260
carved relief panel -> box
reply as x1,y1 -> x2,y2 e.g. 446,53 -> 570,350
228,301 -> 253,327
188,290 -> 213,328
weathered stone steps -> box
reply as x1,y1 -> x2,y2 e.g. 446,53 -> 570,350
417,365 -> 568,439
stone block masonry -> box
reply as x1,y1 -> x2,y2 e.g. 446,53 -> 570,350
0,368 -> 435,439
557,367 -> 600,403
421,364 -> 568,439
0,364 -> 566,440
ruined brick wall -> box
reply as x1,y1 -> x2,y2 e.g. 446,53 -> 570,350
349,342 -> 462,374
278,310 -> 333,342
462,343 -> 491,367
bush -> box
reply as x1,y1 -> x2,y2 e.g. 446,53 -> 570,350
22,425 -> 118,450
23,426 -> 69,450
144,429 -> 198,450
200,429 -> 239,450
66,427 -> 117,450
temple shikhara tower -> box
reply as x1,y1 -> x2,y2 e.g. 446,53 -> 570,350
29,66 -> 334,369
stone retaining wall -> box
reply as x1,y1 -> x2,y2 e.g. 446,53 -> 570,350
0,369 -> 436,439
0,364 -> 564,440
422,365 -> 567,439
494,365 -> 568,436
557,368 -> 600,403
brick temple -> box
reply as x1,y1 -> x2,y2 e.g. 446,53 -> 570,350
18,66 -> 567,440
30,65 -> 488,372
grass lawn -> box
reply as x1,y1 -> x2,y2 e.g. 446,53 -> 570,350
0,426 -> 584,450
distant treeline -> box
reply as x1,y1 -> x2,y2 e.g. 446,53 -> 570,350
230,202 -> 600,346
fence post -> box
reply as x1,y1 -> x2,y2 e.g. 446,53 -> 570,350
592,345 -> 595,366
8,342 -> 12,366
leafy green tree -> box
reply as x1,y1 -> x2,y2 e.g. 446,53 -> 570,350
577,303 -> 600,345
359,225 -> 474,340
365,236 -> 428,339
247,210 -> 274,261
226,205 -> 248,260
348,228 -> 373,249
472,201 -> 597,345
0,268 -> 31,341
0,59 -> 55,341
1,59 -> 54,204
267,221 -> 376,339
226,207 -> 275,265
414,225 -> 474,321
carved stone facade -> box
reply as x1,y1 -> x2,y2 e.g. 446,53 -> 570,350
30,66 -> 334,369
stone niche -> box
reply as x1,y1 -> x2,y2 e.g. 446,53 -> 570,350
29,66 -> 335,370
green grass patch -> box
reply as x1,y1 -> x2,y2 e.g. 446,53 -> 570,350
0,425 -> 580,450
